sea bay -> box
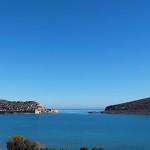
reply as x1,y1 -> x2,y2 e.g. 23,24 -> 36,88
0,110 -> 150,150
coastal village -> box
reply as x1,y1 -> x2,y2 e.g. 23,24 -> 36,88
0,100 -> 58,114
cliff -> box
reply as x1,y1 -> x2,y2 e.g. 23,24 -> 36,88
103,97 -> 150,115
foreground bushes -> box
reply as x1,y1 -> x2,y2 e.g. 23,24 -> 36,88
80,147 -> 104,150
6,135 -> 104,150
7,136 -> 43,150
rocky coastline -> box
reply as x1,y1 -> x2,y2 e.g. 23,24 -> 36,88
0,99 -> 58,114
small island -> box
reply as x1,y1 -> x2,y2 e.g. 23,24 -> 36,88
0,99 -> 58,114
102,97 -> 150,115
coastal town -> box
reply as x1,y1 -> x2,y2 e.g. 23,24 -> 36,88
0,100 -> 58,114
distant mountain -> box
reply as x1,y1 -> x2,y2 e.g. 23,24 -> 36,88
103,97 -> 150,115
0,99 -> 10,103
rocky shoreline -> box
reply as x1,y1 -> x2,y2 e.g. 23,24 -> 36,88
0,99 -> 58,114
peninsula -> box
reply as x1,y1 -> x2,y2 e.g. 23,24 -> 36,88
0,99 -> 58,114
102,97 -> 150,115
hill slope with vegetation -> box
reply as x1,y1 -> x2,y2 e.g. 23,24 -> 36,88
103,97 -> 150,115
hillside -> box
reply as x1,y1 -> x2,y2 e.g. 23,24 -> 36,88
103,97 -> 150,115
0,100 -> 45,114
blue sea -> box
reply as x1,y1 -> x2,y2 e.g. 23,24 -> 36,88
0,109 -> 150,150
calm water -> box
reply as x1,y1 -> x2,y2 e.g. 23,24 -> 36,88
0,110 -> 150,150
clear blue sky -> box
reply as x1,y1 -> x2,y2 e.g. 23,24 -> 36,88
0,0 -> 150,108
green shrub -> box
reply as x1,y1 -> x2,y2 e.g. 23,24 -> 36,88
7,135 -> 43,150
80,147 -> 88,150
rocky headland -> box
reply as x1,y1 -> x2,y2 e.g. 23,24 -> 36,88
0,99 -> 58,114
102,97 -> 150,115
